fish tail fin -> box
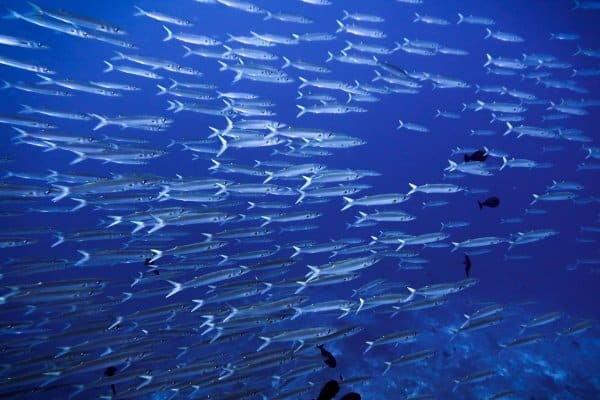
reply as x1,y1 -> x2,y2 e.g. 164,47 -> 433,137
475,99 -> 485,111
166,100 -> 176,111
133,6 -> 145,16
291,307 -> 302,320
102,60 -> 114,73
260,216 -> 272,227
503,122 -> 513,136
51,233 -> 65,248
214,183 -> 228,196
218,254 -> 229,265
19,104 -> 35,114
162,25 -> 173,41
147,215 -> 165,234
217,61 -> 228,71
51,184 -> 69,202
299,175 -> 312,191
341,196 -> 354,211
71,198 -> 86,211
484,28 -> 492,39
413,12 -> 421,22
396,119 -> 404,129
282,56 -> 291,69
182,45 -> 193,58
106,215 -> 122,228
335,19 -> 344,33
216,134 -> 228,157
294,280 -> 308,294
263,171 -> 274,184
326,51 -> 334,63
257,336 -> 271,352
457,13 -> 464,24
149,249 -> 163,264
208,158 -> 220,171
383,361 -> 392,375
75,250 -> 90,267
363,341 -> 374,354
530,194 -> 539,205
191,300 -> 204,313
396,239 -> 406,251
451,242 -> 460,252
298,76 -> 308,88
131,220 -> 145,234
156,84 -> 168,96
407,182 -> 417,195
446,159 -> 457,172
165,280 -> 183,298
89,113 -> 109,131
4,8 -> 24,19
296,104 -> 306,118
500,156 -> 508,171
263,10 -> 272,20
483,53 -> 492,67
405,287 -> 417,304
40,372 -> 62,388
295,190 -> 305,205
343,40 -> 352,52
291,246 -> 301,258
36,74 -> 53,85
110,51 -> 125,61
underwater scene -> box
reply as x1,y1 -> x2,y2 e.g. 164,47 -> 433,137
0,0 -> 599,399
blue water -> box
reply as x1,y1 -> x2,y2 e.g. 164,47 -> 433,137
0,0 -> 599,399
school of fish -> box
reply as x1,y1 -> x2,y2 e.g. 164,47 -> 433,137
0,0 -> 599,399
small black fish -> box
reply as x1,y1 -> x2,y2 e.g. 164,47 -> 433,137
104,366 -> 117,396
478,196 -> 500,209
464,149 -> 488,162
317,380 -> 340,400
340,393 -> 362,400
463,254 -> 472,277
317,344 -> 337,368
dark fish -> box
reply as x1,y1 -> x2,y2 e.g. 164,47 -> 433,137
478,196 -> 500,209
104,366 -> 117,396
463,255 -> 471,277
464,149 -> 488,162
317,344 -> 337,368
317,380 -> 340,400
340,393 -> 362,400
